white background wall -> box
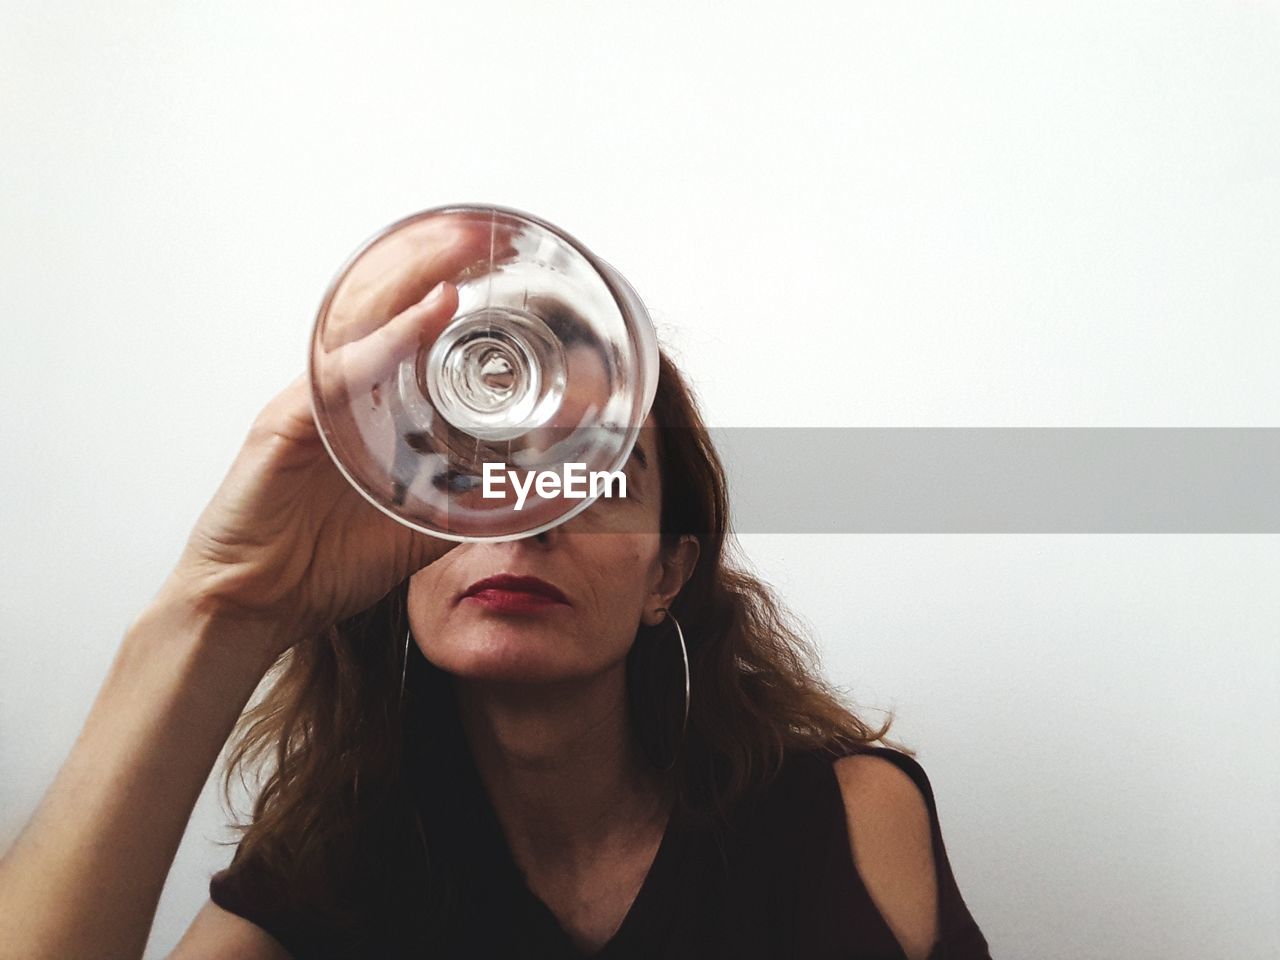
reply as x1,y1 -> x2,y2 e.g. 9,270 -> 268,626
2,3 -> 1277,957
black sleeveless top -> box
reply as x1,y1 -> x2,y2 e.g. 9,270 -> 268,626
210,721 -> 991,960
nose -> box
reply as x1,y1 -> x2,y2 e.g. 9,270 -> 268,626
505,524 -> 555,549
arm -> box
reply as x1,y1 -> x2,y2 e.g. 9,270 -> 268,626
0,280 -> 463,960
0,583 -> 280,960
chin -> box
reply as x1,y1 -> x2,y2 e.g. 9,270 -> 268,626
441,625 -> 582,684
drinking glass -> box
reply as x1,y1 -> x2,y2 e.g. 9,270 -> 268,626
309,204 -> 659,541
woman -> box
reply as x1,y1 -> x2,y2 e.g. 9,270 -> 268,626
0,279 -> 991,959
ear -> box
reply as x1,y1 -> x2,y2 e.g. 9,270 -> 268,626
641,535 -> 701,627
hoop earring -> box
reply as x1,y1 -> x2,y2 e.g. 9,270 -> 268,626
399,624 -> 412,713
656,608 -> 690,772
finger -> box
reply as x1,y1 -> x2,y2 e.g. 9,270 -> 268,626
249,373 -> 321,444
332,280 -> 460,400
323,215 -> 505,348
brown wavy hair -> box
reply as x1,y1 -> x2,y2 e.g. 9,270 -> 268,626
219,347 -> 900,951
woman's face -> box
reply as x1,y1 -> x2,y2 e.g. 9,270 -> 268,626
406,415 -> 698,685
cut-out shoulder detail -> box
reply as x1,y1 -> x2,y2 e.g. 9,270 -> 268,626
168,899 -> 294,959
833,754 -> 940,960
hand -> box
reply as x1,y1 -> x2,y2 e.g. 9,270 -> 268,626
164,278 -> 464,654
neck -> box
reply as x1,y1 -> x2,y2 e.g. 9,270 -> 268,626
452,661 -> 671,866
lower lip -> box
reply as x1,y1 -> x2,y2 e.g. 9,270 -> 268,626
461,589 -> 568,613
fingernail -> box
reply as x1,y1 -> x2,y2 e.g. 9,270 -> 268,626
421,282 -> 446,307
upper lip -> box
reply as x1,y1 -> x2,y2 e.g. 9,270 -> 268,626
458,574 -> 569,605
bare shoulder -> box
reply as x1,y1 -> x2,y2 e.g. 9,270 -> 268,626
166,900 -> 293,960
832,752 -> 939,960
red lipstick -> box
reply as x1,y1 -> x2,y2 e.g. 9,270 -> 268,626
458,574 -> 570,614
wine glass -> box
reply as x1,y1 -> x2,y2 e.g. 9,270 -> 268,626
308,204 -> 659,541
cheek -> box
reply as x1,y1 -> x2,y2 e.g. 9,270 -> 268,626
405,555 -> 464,648
578,534 -> 660,620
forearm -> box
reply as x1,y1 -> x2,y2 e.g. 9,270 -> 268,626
0,584 -> 282,960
